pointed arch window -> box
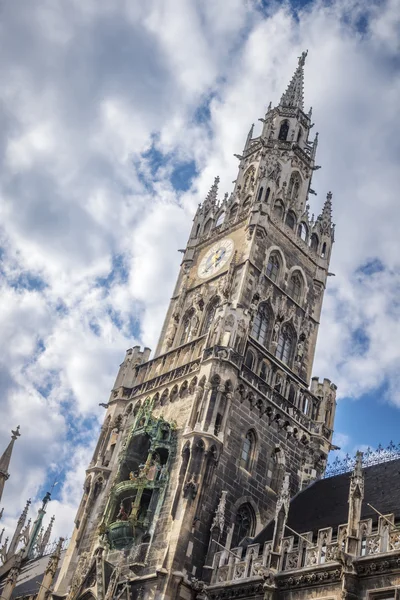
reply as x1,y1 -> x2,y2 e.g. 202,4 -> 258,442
201,299 -> 219,335
285,210 -> 296,230
297,127 -> 303,143
240,430 -> 256,471
265,187 -> 271,202
180,311 -> 194,345
203,218 -> 213,236
231,504 -> 255,548
273,201 -> 284,219
276,325 -> 294,365
215,212 -> 225,227
310,233 -> 319,252
287,272 -> 303,303
278,120 -> 290,141
266,253 -> 280,283
244,349 -> 255,370
257,187 -> 264,202
260,361 -> 268,380
321,242 -> 327,258
298,222 -> 308,241
251,304 -> 270,346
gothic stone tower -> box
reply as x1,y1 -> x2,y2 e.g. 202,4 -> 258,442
56,52 -> 337,600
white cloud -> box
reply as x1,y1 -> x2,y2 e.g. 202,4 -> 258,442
0,0 -> 399,543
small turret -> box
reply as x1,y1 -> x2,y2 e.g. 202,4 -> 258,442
0,426 -> 21,503
38,514 -> 55,556
346,451 -> 364,556
8,498 -> 31,558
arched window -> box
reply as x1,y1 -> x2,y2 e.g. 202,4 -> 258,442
215,212 -> 225,227
260,362 -> 268,380
265,187 -> 271,202
310,233 -> 319,252
273,201 -> 284,219
287,272 -> 303,303
231,504 -> 255,548
321,242 -> 327,258
251,304 -> 270,346
276,325 -> 294,365
266,253 -> 280,283
240,430 -> 255,471
244,349 -> 255,370
288,384 -> 296,404
257,187 -> 264,202
201,298 -> 219,334
229,204 -> 239,221
278,120 -> 289,141
285,211 -> 296,230
274,373 -> 282,393
180,310 -> 194,345
298,222 -> 308,241
203,218 -> 213,236
297,127 -> 302,143
195,224 -> 200,238
288,172 -> 301,201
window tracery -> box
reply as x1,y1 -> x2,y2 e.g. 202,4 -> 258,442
251,304 -> 271,347
287,272 -> 303,303
231,504 -> 255,548
266,253 -> 280,283
276,324 -> 295,365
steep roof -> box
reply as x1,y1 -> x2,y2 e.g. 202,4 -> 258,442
254,458 -> 400,544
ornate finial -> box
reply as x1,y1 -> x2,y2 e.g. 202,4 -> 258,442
326,191 -> 332,202
308,106 -> 313,119
0,508 -> 3,521
298,49 -> 308,67
268,101 -> 272,111
204,176 -> 220,207
11,426 -> 21,441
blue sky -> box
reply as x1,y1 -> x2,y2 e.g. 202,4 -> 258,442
0,0 -> 399,539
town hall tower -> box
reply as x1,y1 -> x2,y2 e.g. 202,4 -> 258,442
56,52 -> 337,600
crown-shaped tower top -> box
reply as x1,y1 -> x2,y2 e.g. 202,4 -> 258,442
280,50 -> 308,110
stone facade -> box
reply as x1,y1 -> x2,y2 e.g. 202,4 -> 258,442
55,52 -> 338,600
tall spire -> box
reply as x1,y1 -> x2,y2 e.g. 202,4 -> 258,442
23,491 -> 52,560
321,191 -> 333,223
280,50 -> 308,111
0,426 -> 21,503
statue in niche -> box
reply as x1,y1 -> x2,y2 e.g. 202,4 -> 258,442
116,502 -> 128,521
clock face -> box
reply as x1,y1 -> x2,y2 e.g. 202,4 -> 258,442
197,238 -> 234,279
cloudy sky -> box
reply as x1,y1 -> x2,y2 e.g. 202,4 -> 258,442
0,0 -> 399,542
